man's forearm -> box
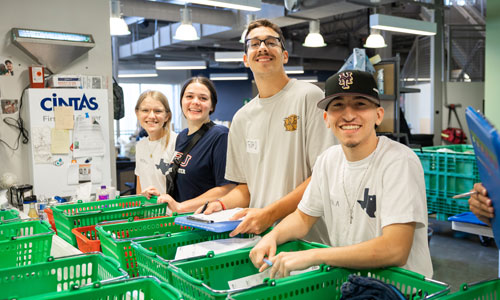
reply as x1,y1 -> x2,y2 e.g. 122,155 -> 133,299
269,209 -> 317,245
219,183 -> 251,209
265,177 -> 311,222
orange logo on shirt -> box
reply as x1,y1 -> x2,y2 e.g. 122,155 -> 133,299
284,114 -> 299,131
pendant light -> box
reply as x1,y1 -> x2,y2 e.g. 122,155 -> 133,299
364,29 -> 387,48
174,6 -> 199,41
303,20 -> 326,48
110,0 -> 130,36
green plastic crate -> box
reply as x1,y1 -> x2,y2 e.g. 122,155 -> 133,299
0,220 -> 54,268
228,266 -> 449,300
0,209 -> 20,223
414,145 -> 479,217
23,277 -> 183,300
132,230 -> 261,284
95,215 -> 194,277
167,240 -> 329,300
437,278 -> 500,299
51,195 -> 168,246
0,252 -> 128,299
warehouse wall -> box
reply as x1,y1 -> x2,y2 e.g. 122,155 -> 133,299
485,1 -> 500,127
0,0 -> 113,187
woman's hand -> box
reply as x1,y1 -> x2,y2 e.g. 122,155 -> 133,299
158,193 -> 182,212
141,186 -> 160,199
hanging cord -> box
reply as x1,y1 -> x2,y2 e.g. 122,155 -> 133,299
0,84 -> 30,151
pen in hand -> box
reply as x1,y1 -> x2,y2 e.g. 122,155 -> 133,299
200,200 -> 209,213
263,258 -> 273,267
452,191 -> 479,199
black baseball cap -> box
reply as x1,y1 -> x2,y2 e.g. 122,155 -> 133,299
317,70 -> 380,110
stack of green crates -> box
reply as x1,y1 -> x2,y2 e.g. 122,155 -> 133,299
413,145 -> 480,220
20,277 -> 183,300
0,209 -> 20,223
0,252 -> 127,299
96,215 -> 194,277
0,220 -> 54,268
165,240 -> 329,300
51,195 -> 168,246
228,266 -> 449,300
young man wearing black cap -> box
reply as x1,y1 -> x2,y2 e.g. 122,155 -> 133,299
198,19 -> 335,244
250,70 -> 433,278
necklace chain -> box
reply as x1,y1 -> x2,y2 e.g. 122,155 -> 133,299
342,147 -> 378,225
148,136 -> 163,159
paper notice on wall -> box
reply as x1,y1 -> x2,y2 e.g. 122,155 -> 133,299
51,128 -> 70,154
32,126 -> 53,164
54,106 -> 74,129
73,117 -> 105,158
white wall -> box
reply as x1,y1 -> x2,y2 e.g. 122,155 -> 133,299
0,0 -> 113,188
404,82 -> 484,141
442,82 -> 484,139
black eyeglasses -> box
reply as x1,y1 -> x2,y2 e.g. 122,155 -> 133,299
244,36 -> 285,52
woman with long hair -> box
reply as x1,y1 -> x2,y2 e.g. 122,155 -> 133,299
134,90 -> 177,197
158,76 -> 235,212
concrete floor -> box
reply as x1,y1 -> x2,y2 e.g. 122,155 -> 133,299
429,218 -> 498,292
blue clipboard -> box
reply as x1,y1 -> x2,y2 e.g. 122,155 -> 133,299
174,215 -> 241,233
465,106 -> 500,247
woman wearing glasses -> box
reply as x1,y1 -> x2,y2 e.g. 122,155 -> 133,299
158,76 -> 236,213
134,90 -> 177,198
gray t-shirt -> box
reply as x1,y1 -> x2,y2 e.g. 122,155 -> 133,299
225,79 -> 337,244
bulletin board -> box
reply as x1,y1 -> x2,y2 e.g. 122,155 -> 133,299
24,88 -> 111,197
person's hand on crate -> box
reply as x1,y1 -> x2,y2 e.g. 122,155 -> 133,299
141,186 -> 160,199
469,183 -> 494,225
249,232 -> 277,272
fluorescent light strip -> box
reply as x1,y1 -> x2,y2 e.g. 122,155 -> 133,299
156,60 -> 206,70
215,52 -> 244,62
210,73 -> 248,81
284,66 -> 304,74
370,14 -> 436,36
177,0 -> 261,11
118,70 -> 158,78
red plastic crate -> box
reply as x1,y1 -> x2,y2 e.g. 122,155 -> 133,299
72,225 -> 101,252
44,207 -> 57,234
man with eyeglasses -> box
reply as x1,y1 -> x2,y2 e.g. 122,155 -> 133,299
199,19 -> 336,244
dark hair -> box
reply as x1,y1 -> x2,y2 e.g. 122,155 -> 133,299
243,18 -> 286,53
180,76 -> 218,114
4,60 -> 12,65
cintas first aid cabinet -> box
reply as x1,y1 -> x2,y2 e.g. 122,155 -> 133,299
24,88 -> 112,198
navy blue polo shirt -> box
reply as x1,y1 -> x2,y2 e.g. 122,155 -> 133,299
173,124 -> 233,202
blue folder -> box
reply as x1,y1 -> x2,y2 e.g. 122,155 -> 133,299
465,106 -> 500,247
174,215 -> 241,233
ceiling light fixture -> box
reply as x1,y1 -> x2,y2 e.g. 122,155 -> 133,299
210,73 -> 248,81
177,0 -> 261,12
174,7 -> 199,41
364,29 -> 387,48
284,66 -> 304,74
303,20 -> 326,48
118,69 -> 158,78
215,52 -> 244,62
370,14 -> 437,36
155,60 -> 206,70
240,14 -> 257,43
110,0 -> 130,36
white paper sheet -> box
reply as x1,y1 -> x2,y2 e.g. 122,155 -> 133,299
72,117 -> 105,158
174,236 -> 261,260
32,126 -> 53,164
189,207 -> 244,223
227,265 -> 320,289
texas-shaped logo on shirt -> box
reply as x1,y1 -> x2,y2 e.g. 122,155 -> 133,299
357,188 -> 376,218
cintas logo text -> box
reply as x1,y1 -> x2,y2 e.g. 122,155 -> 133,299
40,93 -> 99,111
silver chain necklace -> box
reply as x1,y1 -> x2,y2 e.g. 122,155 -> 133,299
342,146 -> 378,225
